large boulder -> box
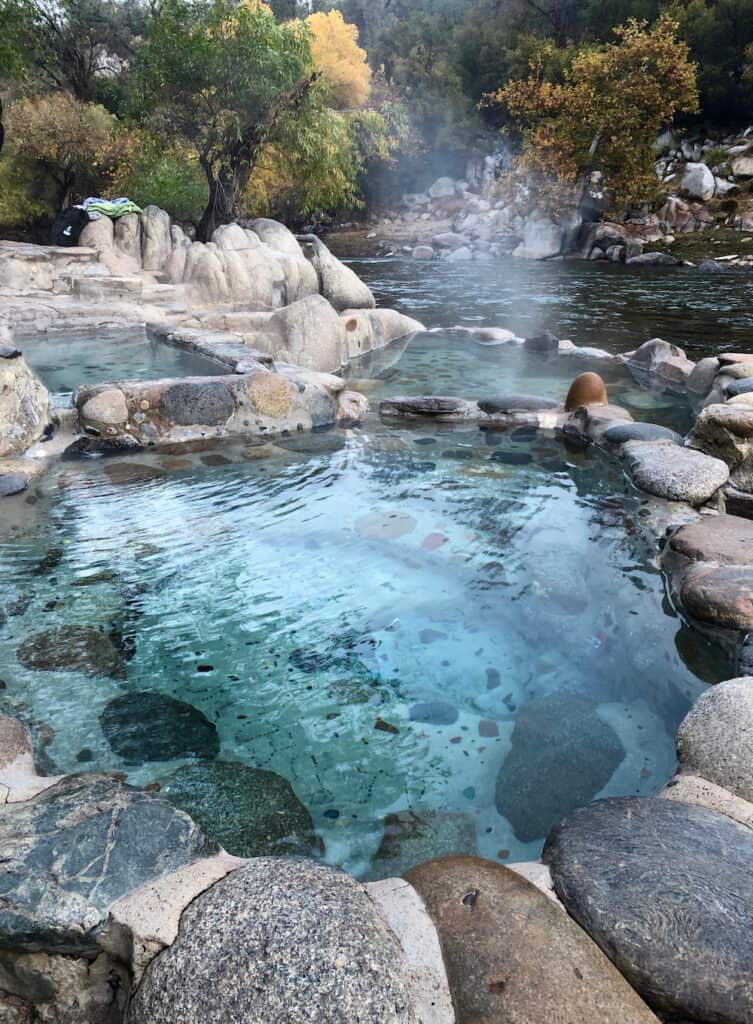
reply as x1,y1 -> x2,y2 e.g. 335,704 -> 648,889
513,214 -> 563,260
241,294 -> 347,371
621,441 -> 729,504
676,677 -> 753,802
544,796 -> 753,1024
114,213 -> 142,266
101,692 -> 220,765
140,205 -> 173,272
305,237 -> 375,312
623,337 -> 695,393
681,161 -> 716,200
495,694 -> 625,842
159,761 -> 317,858
0,352 -> 49,457
689,403 -> 753,492
0,773 -> 216,954
406,856 -> 660,1024
127,859 -> 420,1024
341,308 -> 424,362
667,513 -> 753,566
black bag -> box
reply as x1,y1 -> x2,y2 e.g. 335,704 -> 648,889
50,207 -> 90,247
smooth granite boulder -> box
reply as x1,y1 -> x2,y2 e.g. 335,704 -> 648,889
17,626 -> 126,679
368,810 -> 477,881
544,796 -> 753,1024
676,677 -> 753,801
127,858 -> 420,1024
495,694 -> 625,842
727,378 -> 753,398
159,761 -> 317,858
0,354 -> 49,457
602,422 -> 682,446
623,337 -> 694,392
668,513 -> 753,565
405,855 -> 660,1024
679,565 -> 753,631
686,356 -> 720,399
690,403 -> 753,491
101,692 -> 220,765
304,236 -> 375,312
621,441 -> 728,504
0,774 -> 216,954
159,380 -> 235,427
478,394 -> 559,414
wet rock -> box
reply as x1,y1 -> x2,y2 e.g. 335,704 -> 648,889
489,450 -> 532,466
380,396 -> 476,420
17,626 -> 126,679
602,422 -> 681,445
356,510 -> 417,540
495,694 -> 625,842
337,389 -> 369,425
101,692 -> 219,765
698,259 -> 728,273
621,441 -> 728,504
160,381 -> 235,427
409,702 -> 458,726
661,771 -> 753,830
103,462 -> 166,485
523,331 -> 559,354
563,372 -> 608,412
159,761 -> 317,858
668,513 -> 753,565
544,796 -> 753,1024
412,245 -> 434,260
626,252 -> 679,266
0,773 -> 216,953
680,564 -> 753,631
62,435 -> 144,459
676,677 -> 753,802
0,355 -> 49,458
369,810 -> 477,881
406,856 -> 660,1024
623,337 -> 694,392
478,394 -> 558,413
127,858 -> 420,1024
0,472 -> 28,497
686,356 -> 720,398
739,635 -> 753,676
563,402 -> 632,444
726,378 -> 753,399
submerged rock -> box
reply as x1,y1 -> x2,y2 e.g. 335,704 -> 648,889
128,858 -> 420,1024
101,692 -> 219,764
406,856 -> 660,1024
159,761 -> 317,858
17,626 -> 126,679
0,773 -> 216,953
478,394 -> 559,413
495,694 -> 625,842
369,810 -> 477,881
544,796 -> 753,1024
408,702 -> 458,726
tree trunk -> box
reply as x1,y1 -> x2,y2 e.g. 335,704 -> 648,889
196,159 -> 253,243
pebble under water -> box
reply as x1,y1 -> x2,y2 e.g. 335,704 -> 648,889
0,257 -> 734,874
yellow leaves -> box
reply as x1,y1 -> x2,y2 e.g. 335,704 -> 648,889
305,9 -> 371,110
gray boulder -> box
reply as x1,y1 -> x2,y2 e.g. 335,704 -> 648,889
446,245 -> 472,262
101,692 -> 220,765
681,161 -> 716,200
686,356 -> 720,398
128,859 -> 420,1024
544,796 -> 753,1024
602,422 -> 681,446
0,773 -> 216,954
159,761 -> 318,858
495,694 -> 625,842
428,177 -> 456,199
160,380 -> 235,426
114,213 -> 142,265
677,677 -> 753,801
626,252 -> 679,266
621,441 -> 728,504
0,354 -> 49,457
140,206 -> 173,272
305,237 -> 375,312
412,245 -> 434,260
514,215 -> 563,260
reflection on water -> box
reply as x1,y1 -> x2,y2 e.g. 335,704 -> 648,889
0,257 -> 734,874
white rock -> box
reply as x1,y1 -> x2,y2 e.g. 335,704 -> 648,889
681,162 -> 716,201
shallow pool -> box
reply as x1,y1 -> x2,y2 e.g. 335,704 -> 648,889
17,325 -> 228,401
1,318 -> 730,873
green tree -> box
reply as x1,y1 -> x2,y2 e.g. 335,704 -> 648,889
134,0 -> 321,240
491,16 -> 699,210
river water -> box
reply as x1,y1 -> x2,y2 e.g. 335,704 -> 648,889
0,255 -> 739,874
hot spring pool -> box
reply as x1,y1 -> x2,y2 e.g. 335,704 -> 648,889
16,324 -> 228,402
0,258 -> 732,875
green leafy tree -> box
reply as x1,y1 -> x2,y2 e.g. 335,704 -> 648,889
134,0 -> 321,240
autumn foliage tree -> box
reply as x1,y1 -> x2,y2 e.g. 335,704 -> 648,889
305,9 -> 372,109
488,16 -> 699,210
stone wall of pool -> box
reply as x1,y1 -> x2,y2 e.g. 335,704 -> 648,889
2,209 -> 753,1022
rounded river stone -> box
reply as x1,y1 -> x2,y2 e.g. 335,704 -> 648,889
127,858 -> 420,1024
101,692 -> 219,765
17,626 -> 126,680
495,694 -> 625,842
0,473 -> 28,497
159,381 -> 234,426
621,441 -> 728,504
727,377 -> 753,398
680,564 -> 753,631
544,796 -> 753,1023
478,394 -> 558,413
676,676 -> 753,802
405,855 -> 660,1024
602,422 -> 681,445
668,514 -> 753,566
0,773 -> 216,953
159,760 -> 317,858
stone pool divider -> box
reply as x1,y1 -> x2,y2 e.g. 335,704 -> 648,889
4,673 -> 753,1022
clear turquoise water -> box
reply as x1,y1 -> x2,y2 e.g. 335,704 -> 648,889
17,325 -> 228,401
0,258 -> 733,874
